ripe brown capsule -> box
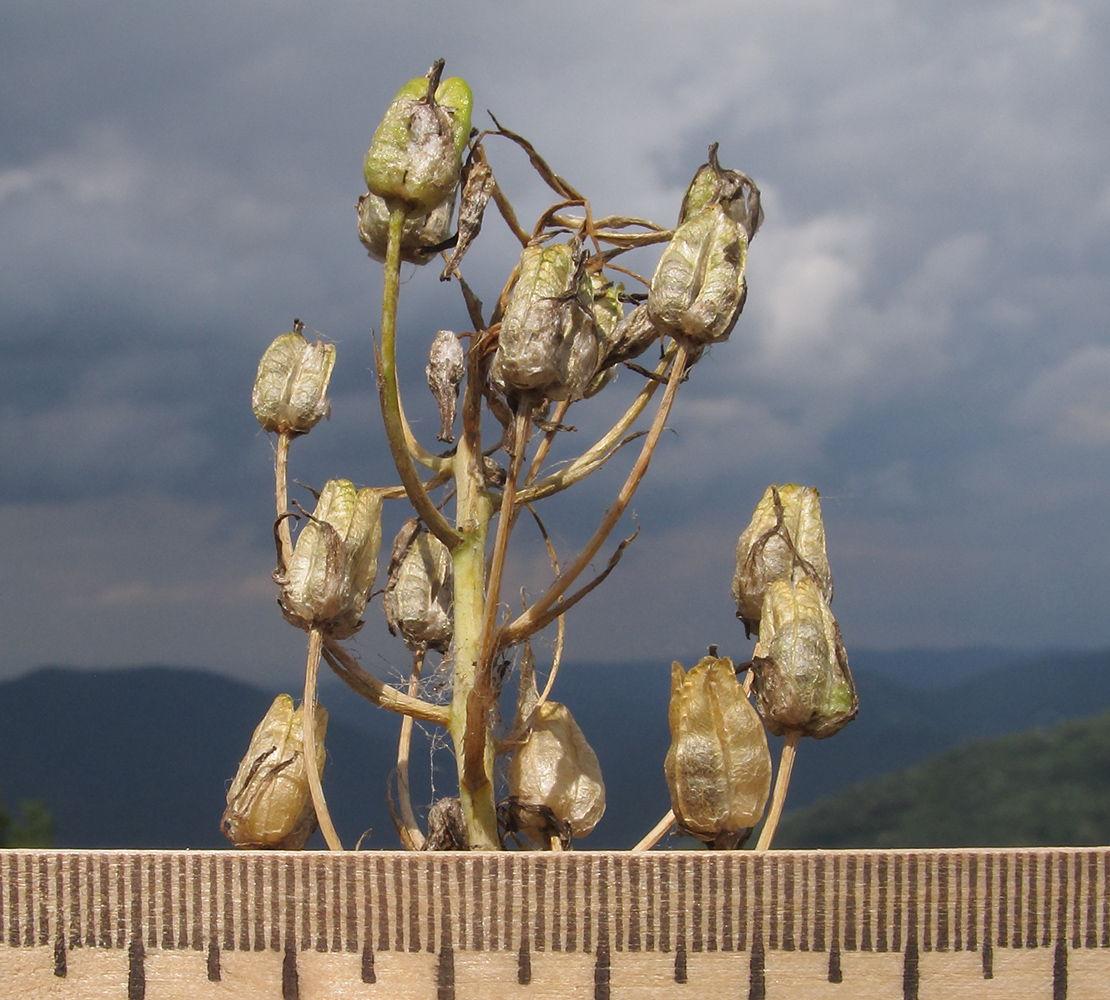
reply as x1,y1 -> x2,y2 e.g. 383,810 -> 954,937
665,656 -> 772,849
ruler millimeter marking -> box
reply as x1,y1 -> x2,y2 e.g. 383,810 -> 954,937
1,848 -> 1108,998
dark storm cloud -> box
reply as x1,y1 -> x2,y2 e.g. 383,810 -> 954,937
2,0 -> 1109,681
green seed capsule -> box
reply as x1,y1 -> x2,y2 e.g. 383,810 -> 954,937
362,61 -> 472,217
221,694 -> 327,850
732,484 -> 833,638
252,324 -> 336,437
279,480 -> 382,640
491,241 -> 601,402
665,656 -> 772,849
751,578 -> 858,739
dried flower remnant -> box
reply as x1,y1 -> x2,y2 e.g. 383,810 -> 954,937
732,484 -> 832,638
363,59 -> 473,217
357,189 -> 455,264
665,656 -> 771,849
383,519 -> 454,652
750,577 -> 857,740
425,330 -> 465,442
222,694 -> 327,849
491,240 -> 603,403
279,479 -> 383,640
252,323 -> 336,437
678,143 -> 764,238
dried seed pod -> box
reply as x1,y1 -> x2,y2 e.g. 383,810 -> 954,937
647,203 -> 749,347
750,577 -> 858,740
732,484 -> 832,638
362,60 -> 472,217
382,519 -> 453,652
679,143 -> 764,240
221,694 -> 327,850
441,154 -> 495,280
507,651 -> 605,843
665,656 -> 772,849
423,797 -> 468,850
252,323 -> 336,437
425,330 -> 465,443
279,480 -> 382,639
490,240 -> 601,402
357,189 -> 455,264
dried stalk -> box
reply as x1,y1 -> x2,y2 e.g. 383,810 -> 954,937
632,809 -> 677,852
755,731 -> 800,851
303,628 -> 343,851
394,648 -> 427,851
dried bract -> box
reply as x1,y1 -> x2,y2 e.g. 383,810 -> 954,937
357,190 -> 455,264
221,694 -> 327,850
252,325 -> 336,437
425,330 -> 465,442
279,480 -> 383,639
383,519 -> 454,652
441,154 -> 495,280
491,240 -> 601,402
598,302 -> 661,370
646,203 -> 749,347
732,484 -> 832,637
665,656 -> 772,849
751,577 -> 858,739
362,61 -> 472,217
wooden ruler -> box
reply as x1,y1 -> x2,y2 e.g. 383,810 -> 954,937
2,848 -> 1108,998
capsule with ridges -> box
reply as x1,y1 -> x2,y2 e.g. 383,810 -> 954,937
732,484 -> 832,638
362,61 -> 472,218
221,694 -> 327,849
665,655 -> 772,849
382,519 -> 453,652
750,577 -> 857,739
252,324 -> 336,437
279,479 -> 382,640
491,240 -> 602,402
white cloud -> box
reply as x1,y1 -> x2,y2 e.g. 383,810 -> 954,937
1009,345 -> 1110,445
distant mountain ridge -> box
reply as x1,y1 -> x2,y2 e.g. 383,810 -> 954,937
775,709 -> 1110,848
2,647 -> 1110,850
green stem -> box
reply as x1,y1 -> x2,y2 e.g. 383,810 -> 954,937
447,333 -> 499,849
379,203 -> 462,550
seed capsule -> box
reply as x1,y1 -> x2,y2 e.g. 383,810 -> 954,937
279,480 -> 382,640
382,519 -> 453,652
356,190 -> 455,264
491,240 -> 601,402
252,323 -> 336,437
363,61 -> 472,218
665,656 -> 772,849
732,484 -> 833,638
221,694 -> 327,850
750,577 -> 858,739
647,203 -> 749,347
507,651 -> 605,844
425,330 -> 465,443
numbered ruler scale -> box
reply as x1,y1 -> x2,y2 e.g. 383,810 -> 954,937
2,848 -> 1108,998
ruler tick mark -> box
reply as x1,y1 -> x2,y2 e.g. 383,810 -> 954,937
282,939 -> 298,1000
128,937 -> 145,1000
207,941 -> 220,982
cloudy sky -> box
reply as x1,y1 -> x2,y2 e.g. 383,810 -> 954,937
2,0 -> 1108,693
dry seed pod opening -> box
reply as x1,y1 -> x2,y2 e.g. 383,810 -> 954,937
222,694 -> 328,850
664,656 -> 772,848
